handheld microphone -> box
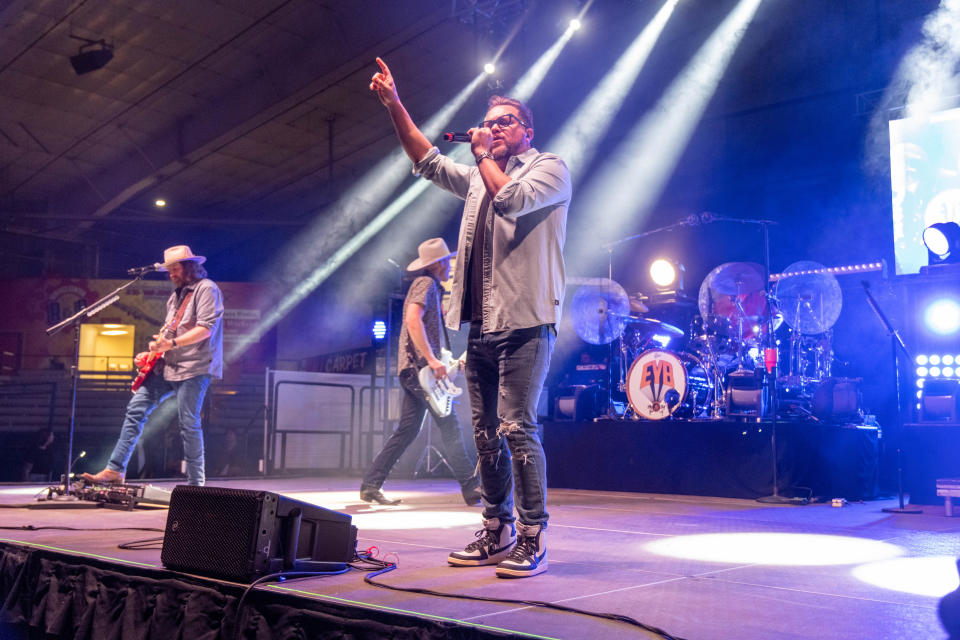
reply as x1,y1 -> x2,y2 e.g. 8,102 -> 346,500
443,132 -> 471,143
127,263 -> 163,275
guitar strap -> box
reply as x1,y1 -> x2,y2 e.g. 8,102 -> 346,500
435,279 -> 451,351
165,289 -> 196,339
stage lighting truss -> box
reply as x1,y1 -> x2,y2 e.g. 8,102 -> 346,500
923,221 -> 960,264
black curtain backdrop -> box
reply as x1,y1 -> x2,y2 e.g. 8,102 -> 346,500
0,543 -> 510,640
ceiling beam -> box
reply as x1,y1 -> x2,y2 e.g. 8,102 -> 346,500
45,3 -> 451,233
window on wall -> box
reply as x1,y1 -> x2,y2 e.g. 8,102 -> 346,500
79,324 -> 135,377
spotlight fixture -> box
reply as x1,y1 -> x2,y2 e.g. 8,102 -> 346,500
569,18 -> 582,31
371,320 -> 387,341
923,221 -> 960,265
483,62 -> 496,75
649,258 -> 685,291
925,298 -> 960,336
69,35 -> 114,75
154,199 -> 167,208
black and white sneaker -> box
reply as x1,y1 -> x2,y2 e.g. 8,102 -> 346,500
448,517 -> 516,566
495,522 -> 547,578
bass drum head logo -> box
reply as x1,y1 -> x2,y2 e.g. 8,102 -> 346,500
626,349 -> 688,420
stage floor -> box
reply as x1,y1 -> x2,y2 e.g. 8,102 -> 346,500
1,477 -> 957,639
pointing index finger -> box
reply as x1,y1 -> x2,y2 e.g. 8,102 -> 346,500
375,56 -> 390,75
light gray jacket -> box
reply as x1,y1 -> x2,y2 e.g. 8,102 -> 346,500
414,146 -> 571,333
162,278 -> 224,381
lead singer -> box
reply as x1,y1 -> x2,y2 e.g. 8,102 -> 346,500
370,57 -> 571,578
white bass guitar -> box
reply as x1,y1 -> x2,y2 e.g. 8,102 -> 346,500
418,349 -> 466,417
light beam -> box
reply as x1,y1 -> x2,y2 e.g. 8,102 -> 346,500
550,0 -> 680,177
567,0 -> 763,272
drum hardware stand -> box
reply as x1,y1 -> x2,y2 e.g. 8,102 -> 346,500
599,221 -> 698,421
861,280 -> 922,514
45,273 -> 147,501
414,413 -> 454,478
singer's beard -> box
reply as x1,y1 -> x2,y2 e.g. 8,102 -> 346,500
491,143 -> 512,161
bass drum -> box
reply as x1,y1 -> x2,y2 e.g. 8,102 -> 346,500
627,349 -> 713,420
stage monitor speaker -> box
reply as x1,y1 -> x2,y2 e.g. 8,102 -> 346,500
554,385 -> 601,421
726,369 -> 767,417
813,377 -> 863,422
160,485 -> 357,582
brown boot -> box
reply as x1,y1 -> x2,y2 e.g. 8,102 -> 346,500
81,468 -> 125,484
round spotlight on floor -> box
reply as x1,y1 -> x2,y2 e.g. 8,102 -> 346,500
646,532 -> 902,566
483,62 -> 496,75
923,221 -> 960,264
853,556 -> 960,598
925,298 -> 960,336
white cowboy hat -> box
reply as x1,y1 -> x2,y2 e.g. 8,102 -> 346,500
406,238 -> 456,271
158,245 -> 206,270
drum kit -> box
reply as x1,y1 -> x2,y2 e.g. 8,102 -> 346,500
569,259 -> 868,421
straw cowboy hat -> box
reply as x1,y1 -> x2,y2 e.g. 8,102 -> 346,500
158,245 -> 206,271
406,238 -> 456,271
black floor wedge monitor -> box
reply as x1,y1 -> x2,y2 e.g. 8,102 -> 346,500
160,485 -> 357,582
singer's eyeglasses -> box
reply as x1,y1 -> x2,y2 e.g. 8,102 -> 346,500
478,113 -> 527,130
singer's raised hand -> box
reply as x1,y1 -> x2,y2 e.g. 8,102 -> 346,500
369,56 -> 431,163
469,126 -> 493,157
370,57 -> 400,107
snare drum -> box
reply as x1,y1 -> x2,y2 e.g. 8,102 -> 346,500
626,349 -> 689,420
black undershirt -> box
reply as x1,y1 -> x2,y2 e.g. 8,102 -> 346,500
464,193 -> 490,323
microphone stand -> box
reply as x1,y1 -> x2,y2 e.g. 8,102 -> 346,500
755,220 -> 805,504
861,281 -> 922,514
46,273 -> 147,499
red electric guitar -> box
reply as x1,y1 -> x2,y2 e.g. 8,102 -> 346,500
130,319 -> 173,392
130,291 -> 194,392
130,347 -> 164,392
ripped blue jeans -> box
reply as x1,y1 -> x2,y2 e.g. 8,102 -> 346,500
466,323 -> 554,527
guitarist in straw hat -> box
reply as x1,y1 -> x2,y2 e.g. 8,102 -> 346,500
82,245 -> 223,487
359,237 -> 481,507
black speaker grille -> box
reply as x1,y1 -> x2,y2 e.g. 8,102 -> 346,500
161,486 -> 276,581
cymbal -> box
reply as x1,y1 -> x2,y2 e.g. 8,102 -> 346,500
624,316 -> 685,337
698,263 -> 772,343
570,278 -> 630,345
628,295 -> 649,314
706,262 -> 766,295
775,260 -> 842,334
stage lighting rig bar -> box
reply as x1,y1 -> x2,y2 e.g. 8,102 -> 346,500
768,261 -> 885,281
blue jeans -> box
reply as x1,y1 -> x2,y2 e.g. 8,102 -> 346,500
107,373 -> 211,485
362,368 -> 477,490
466,323 -> 555,526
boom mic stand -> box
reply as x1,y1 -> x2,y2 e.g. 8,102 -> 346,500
46,273 -> 146,499
861,280 -> 922,514
753,220 -> 805,504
